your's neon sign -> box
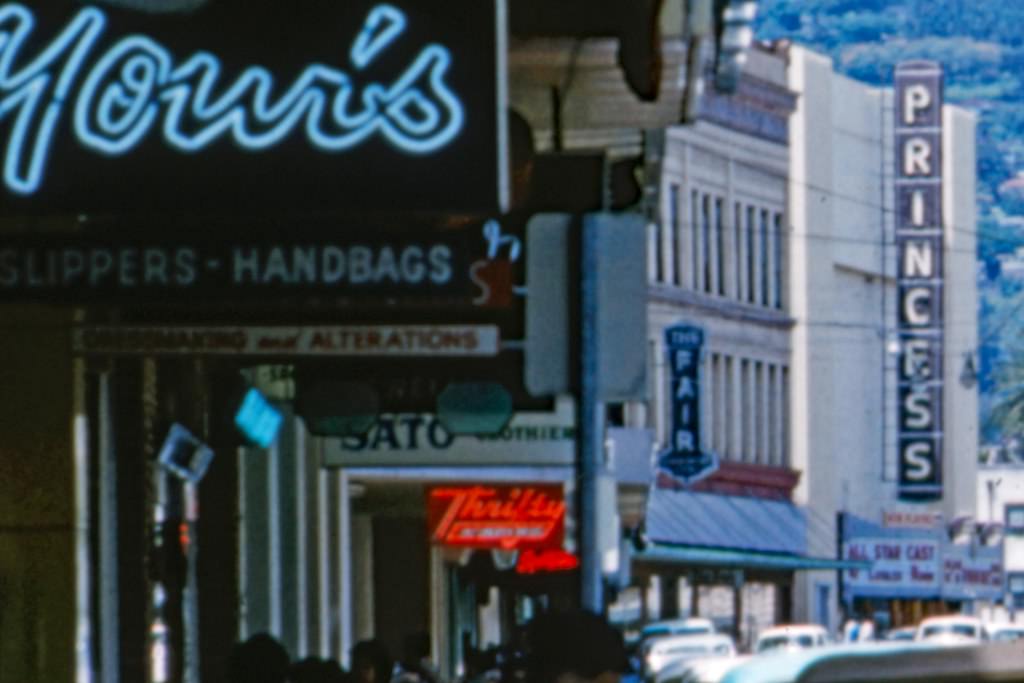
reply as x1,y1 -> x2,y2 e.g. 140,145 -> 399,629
0,2 -> 465,195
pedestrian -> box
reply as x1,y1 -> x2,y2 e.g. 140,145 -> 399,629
290,656 -> 348,683
350,639 -> 394,683
521,609 -> 630,683
226,632 -> 291,683
392,631 -> 444,683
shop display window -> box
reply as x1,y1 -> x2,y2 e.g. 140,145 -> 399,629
1006,505 -> 1024,534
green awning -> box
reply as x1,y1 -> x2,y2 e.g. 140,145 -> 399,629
635,543 -> 870,572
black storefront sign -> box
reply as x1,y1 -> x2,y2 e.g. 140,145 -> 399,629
657,323 -> 717,485
895,61 -> 944,500
0,0 -> 506,213
0,216 -> 523,307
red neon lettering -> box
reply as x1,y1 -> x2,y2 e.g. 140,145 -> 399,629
429,486 -> 566,549
516,548 -> 580,574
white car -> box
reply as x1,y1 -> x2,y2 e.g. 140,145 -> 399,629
640,618 -> 717,643
914,615 -> 985,644
653,654 -> 749,683
643,633 -> 737,680
753,624 -> 830,654
987,623 -> 1024,642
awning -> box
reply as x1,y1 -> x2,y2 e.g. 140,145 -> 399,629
646,487 -> 808,555
640,488 -> 865,572
635,543 -> 870,572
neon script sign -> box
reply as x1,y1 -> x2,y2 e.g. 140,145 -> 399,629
428,485 -> 566,550
0,2 -> 464,196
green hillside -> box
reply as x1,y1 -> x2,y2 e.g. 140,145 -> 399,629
755,0 -> 1024,444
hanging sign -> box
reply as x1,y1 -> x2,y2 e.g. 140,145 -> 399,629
0,217 -> 521,307
427,484 -> 565,550
657,323 -> 718,485
894,61 -> 944,500
0,0 -> 507,212
72,324 -> 500,356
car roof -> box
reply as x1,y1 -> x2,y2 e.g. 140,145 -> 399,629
720,641 -> 1024,683
651,633 -> 735,649
918,615 -> 982,625
757,624 -> 828,638
644,618 -> 716,630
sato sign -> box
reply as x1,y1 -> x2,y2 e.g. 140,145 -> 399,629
0,0 -> 507,212
895,61 -> 945,500
657,323 -> 718,485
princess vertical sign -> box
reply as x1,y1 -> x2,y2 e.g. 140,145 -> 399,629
0,0 -> 507,212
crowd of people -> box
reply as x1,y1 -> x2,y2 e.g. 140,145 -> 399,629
225,609 -> 630,683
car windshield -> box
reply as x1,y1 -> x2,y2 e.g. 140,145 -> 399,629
922,624 -> 977,638
992,630 -> 1024,642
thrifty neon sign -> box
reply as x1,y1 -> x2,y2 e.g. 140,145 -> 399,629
0,2 -> 464,195
428,485 -> 566,550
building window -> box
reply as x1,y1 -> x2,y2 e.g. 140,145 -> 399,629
691,189 -> 701,291
648,221 -> 661,283
671,184 -> 683,287
746,205 -> 756,304
716,198 -> 726,296
702,194 -> 712,292
1006,505 -> 1024,534
733,201 -> 743,301
741,359 -> 752,462
773,212 -> 784,310
781,366 -> 790,467
760,208 -> 770,307
724,355 -> 734,461
1010,572 -> 1024,609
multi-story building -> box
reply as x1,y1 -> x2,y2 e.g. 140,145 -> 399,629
787,45 -> 984,631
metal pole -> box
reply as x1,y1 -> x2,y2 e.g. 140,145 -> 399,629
580,216 -> 605,613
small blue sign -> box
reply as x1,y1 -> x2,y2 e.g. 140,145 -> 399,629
235,388 -> 284,449
657,323 -> 718,485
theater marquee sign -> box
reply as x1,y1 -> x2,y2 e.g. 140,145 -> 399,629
0,0 -> 507,212
895,61 -> 944,500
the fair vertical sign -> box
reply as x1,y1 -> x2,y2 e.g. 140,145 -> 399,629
657,323 -> 718,485
895,61 -> 944,500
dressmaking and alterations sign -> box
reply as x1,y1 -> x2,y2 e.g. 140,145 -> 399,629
0,0 -> 506,212
71,325 -> 500,356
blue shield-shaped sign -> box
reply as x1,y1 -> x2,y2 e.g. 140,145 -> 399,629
657,323 -> 718,485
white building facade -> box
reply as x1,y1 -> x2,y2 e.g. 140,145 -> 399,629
787,45 -> 982,630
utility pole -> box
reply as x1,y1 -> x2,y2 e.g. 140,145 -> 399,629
579,216 -> 606,613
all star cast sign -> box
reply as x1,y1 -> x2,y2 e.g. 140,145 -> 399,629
0,1 -> 506,212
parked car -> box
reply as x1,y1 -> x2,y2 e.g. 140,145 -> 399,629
654,654 -> 750,683
753,624 -> 830,654
882,626 -> 917,641
643,633 -> 737,681
641,618 -> 718,643
914,615 -> 985,645
985,623 -> 1024,642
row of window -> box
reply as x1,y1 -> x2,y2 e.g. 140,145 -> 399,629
650,184 -> 786,310
652,348 -> 790,468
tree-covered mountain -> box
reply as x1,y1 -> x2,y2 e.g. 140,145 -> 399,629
755,0 -> 1024,445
